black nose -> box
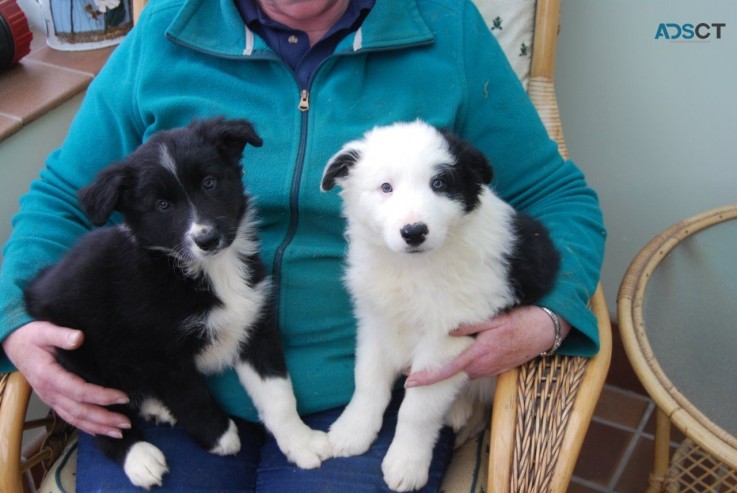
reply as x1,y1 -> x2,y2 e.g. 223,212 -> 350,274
400,222 -> 428,246
193,228 -> 221,251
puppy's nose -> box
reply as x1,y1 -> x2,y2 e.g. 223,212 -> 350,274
193,228 -> 221,252
400,222 -> 428,246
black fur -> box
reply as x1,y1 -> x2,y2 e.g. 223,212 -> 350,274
506,212 -> 561,305
442,130 -> 559,304
441,131 -> 559,301
24,117 -> 285,482
321,149 -> 361,192
433,129 -> 493,212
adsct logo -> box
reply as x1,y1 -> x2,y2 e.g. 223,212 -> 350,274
655,22 -> 726,41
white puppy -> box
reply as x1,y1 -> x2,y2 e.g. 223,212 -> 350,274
321,121 -> 560,491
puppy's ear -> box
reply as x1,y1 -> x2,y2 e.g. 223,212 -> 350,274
462,144 -> 494,186
441,130 -> 494,185
321,147 -> 361,191
78,162 -> 133,227
197,117 -> 263,164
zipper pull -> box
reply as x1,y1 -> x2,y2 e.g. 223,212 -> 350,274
298,89 -> 310,112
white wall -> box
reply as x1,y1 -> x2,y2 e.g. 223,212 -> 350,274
556,0 -> 737,315
0,94 -> 83,257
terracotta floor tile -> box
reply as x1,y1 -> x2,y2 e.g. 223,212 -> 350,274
607,323 -> 647,395
614,436 -> 654,492
568,480 -> 606,493
574,420 -> 635,487
595,386 -> 651,429
643,408 -> 686,443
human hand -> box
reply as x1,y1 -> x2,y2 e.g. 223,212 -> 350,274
2,321 -> 130,437
404,306 -> 571,388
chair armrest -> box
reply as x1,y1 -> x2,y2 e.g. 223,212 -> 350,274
0,371 -> 32,493
488,284 -> 612,492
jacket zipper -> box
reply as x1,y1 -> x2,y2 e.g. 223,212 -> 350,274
270,77 -> 314,320
298,90 -> 310,112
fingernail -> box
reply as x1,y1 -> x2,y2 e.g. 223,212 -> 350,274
116,397 -> 130,405
119,422 -> 132,429
404,379 -> 417,389
67,331 -> 82,346
106,430 -> 123,439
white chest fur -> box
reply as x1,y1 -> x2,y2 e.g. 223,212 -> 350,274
194,241 -> 269,374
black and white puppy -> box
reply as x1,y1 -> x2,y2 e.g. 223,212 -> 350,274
321,120 -> 560,492
25,117 -> 331,490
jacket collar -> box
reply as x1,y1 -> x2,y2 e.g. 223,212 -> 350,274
165,0 -> 434,58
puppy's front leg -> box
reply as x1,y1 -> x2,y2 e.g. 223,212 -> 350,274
328,320 -> 400,457
235,363 -> 332,469
382,372 -> 468,492
382,336 -> 473,491
153,365 -> 241,457
95,406 -> 169,490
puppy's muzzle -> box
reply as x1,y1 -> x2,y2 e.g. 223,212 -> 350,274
400,222 -> 429,247
192,227 -> 223,253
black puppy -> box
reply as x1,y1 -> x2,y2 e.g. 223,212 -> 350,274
25,117 -> 331,489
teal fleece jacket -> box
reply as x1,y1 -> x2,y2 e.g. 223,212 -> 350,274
0,0 -> 606,421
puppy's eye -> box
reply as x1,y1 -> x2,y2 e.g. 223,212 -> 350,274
202,176 -> 216,190
431,178 -> 447,191
156,200 -> 172,211
380,183 -> 393,193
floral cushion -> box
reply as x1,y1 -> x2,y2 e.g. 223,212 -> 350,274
37,434 -> 77,493
439,429 -> 490,493
472,0 -> 536,88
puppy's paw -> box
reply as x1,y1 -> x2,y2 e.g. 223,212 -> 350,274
210,419 -> 241,456
123,441 -> 169,490
282,428 -> 332,469
381,443 -> 431,492
328,411 -> 378,457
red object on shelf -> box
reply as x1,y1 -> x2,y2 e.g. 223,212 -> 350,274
0,0 -> 33,69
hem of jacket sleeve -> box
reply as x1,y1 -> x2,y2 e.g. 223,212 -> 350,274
0,313 -> 33,373
538,281 -> 600,358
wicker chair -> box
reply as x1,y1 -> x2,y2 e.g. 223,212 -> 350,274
0,1 -> 612,491
485,1 -> 612,491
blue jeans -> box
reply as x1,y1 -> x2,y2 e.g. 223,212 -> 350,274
76,392 -> 455,492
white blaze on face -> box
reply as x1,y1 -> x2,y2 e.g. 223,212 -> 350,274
157,144 -> 209,258
159,144 -> 179,182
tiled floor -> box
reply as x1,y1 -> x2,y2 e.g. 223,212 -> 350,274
570,385 -> 659,492
568,324 -> 683,493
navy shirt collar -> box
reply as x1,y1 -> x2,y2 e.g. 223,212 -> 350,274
234,0 -> 375,88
